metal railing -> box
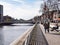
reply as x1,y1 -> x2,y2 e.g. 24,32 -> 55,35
10,24 -> 37,45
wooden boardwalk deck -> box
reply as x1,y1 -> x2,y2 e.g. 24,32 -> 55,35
29,24 -> 48,45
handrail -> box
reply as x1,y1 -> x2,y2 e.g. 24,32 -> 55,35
10,24 -> 36,45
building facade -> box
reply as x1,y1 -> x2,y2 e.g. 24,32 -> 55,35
0,5 -> 3,23
40,0 -> 60,23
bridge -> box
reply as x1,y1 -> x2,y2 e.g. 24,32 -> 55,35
10,23 -> 48,45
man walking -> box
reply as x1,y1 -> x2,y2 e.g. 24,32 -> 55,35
44,22 -> 49,33
43,18 -> 50,33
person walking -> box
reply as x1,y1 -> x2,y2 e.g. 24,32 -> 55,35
43,17 -> 50,33
44,21 -> 50,33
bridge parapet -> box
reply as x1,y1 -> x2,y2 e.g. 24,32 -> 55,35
10,24 -> 37,45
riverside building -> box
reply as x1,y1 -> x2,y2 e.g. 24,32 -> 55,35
0,5 -> 3,23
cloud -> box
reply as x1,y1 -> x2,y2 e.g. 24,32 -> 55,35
0,0 -> 43,20
13,0 -> 25,4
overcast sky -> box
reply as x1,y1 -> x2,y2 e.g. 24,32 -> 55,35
0,0 -> 43,20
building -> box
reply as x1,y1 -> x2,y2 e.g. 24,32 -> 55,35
40,0 -> 60,23
33,16 -> 41,23
0,5 -> 3,23
3,15 -> 14,23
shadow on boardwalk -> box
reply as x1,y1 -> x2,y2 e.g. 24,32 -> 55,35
49,32 -> 60,35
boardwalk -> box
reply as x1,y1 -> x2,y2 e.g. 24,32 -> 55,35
29,24 -> 48,45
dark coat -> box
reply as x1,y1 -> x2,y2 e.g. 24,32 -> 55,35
44,22 -> 49,29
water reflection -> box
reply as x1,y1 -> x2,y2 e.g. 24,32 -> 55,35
1,23 -> 33,26
0,26 -> 4,45
12,23 -> 33,26
0,24 -> 32,45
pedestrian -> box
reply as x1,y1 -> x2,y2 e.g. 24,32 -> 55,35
44,21 -> 50,33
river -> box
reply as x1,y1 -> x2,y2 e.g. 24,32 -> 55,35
0,23 -> 33,45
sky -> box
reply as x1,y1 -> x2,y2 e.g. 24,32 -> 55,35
0,0 -> 43,20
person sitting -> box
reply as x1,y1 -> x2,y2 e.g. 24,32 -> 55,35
51,23 -> 59,32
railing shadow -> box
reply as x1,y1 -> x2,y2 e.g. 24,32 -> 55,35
49,32 -> 60,35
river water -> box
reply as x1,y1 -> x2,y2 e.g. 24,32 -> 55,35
0,23 -> 33,45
